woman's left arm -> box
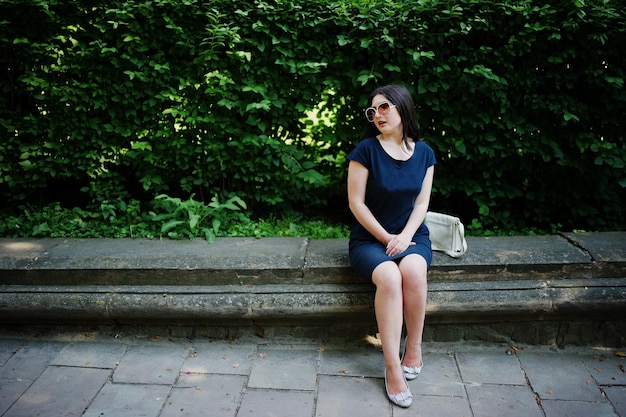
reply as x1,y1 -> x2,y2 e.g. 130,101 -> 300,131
386,165 -> 435,256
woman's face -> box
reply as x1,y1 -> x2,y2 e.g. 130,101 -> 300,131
371,94 -> 402,135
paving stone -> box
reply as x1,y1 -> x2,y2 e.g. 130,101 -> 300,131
0,340 -> 66,380
315,375 -> 390,417
394,395 -> 472,417
2,366 -> 110,417
518,350 -> 607,402
457,350 -> 527,385
542,400 -> 619,417
113,343 -> 189,385
248,344 -> 319,391
604,386 -> 626,417
237,389 -> 315,417
580,350 -> 626,386
411,352 -> 465,397
0,378 -> 32,415
160,373 -> 246,417
182,340 -> 255,375
83,382 -> 170,417
52,341 -> 127,368
0,338 -> 25,365
319,344 -> 381,377
465,384 -> 543,417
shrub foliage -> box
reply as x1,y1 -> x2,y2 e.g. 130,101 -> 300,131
1,0 -> 624,233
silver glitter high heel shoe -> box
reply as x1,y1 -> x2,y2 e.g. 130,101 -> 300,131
384,367 -> 413,408
401,336 -> 423,380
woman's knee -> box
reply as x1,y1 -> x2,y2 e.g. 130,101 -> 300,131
399,256 -> 428,284
372,262 -> 403,292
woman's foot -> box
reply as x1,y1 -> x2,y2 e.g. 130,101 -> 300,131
384,366 -> 412,408
401,337 -> 423,380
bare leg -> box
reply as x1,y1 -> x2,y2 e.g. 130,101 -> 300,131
372,261 -> 407,395
399,254 -> 428,368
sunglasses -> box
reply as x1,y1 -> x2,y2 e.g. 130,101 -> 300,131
364,101 -> 397,122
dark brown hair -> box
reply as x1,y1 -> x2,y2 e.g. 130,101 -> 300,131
361,84 -> 421,145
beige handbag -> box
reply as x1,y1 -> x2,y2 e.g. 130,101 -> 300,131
424,211 -> 467,258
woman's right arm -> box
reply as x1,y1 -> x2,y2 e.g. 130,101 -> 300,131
347,160 -> 391,245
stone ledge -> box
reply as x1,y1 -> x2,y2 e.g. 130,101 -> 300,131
1,278 -> 624,322
0,232 -> 624,344
2,233 -> 624,284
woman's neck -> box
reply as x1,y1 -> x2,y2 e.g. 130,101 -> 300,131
378,129 -> 404,145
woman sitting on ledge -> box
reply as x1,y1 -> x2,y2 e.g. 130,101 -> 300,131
347,84 -> 436,408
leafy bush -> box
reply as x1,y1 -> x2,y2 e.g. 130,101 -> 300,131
149,194 -> 247,242
1,0 -> 624,236
0,201 -> 155,238
0,200 -> 350,240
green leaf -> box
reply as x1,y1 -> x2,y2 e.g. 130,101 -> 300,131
337,35 -> 350,46
604,76 -> 624,88
161,220 -> 185,233
189,214 -> 200,230
563,111 -> 579,122
203,227 -> 216,243
384,64 -> 401,72
212,218 -> 221,234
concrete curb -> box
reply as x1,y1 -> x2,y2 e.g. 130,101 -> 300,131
1,232 -> 625,344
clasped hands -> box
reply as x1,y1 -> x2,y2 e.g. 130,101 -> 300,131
385,233 -> 415,257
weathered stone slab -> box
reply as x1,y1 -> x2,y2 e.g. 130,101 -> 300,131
238,389 -> 315,417
430,235 -> 593,282
563,231 -> 626,262
0,238 -> 56,269
52,340 -> 127,369
410,352 -> 465,397
161,374 -> 247,417
1,237 -> 308,284
564,231 -> 626,278
182,339 -> 255,376
39,237 -> 306,269
518,350 -> 607,402
248,344 -> 319,390
315,375 -> 390,417
3,366 -> 110,417
82,383 -> 170,417
456,350 -> 527,384
113,343 -> 189,384
304,239 -> 357,284
465,384 -> 543,417
0,340 -> 66,380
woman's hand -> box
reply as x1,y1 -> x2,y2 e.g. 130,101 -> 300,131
385,234 -> 415,257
